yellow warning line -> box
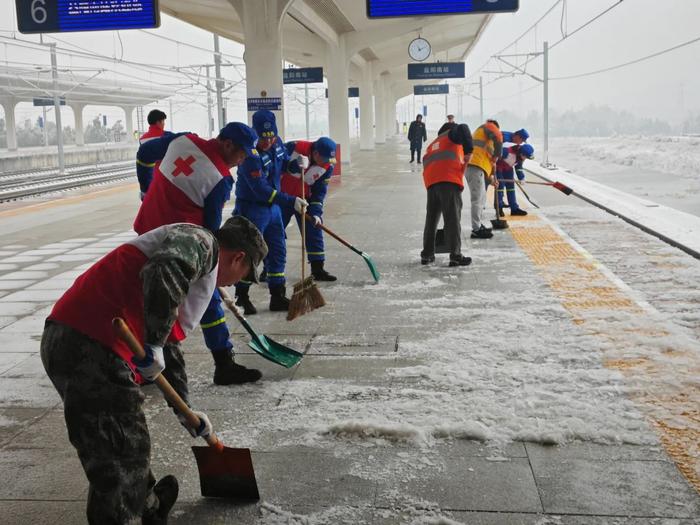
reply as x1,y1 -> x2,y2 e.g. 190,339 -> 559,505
509,212 -> 700,493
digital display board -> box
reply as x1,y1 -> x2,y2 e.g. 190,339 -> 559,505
367,0 -> 519,18
408,62 -> 465,80
16,0 -> 160,34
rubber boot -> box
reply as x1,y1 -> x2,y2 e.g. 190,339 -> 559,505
143,475 -> 179,525
235,288 -> 257,315
311,260 -> 337,282
269,285 -> 290,312
212,350 -> 262,385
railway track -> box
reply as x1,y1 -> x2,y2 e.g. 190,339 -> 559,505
0,160 -> 135,201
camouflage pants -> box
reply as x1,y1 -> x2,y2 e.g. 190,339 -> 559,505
40,321 -> 160,525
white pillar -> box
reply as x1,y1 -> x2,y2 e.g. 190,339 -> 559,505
375,73 -> 386,145
1,98 -> 17,151
359,61 -> 375,150
326,35 -> 351,163
231,0 -> 289,136
122,106 -> 135,142
70,103 -> 85,146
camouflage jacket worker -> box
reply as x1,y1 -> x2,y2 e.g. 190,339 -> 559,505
48,223 -> 221,399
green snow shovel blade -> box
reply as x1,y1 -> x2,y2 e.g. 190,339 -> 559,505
307,214 -> 380,283
218,287 -> 304,368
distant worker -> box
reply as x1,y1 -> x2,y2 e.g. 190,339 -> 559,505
281,137 -> 338,282
41,217 -> 266,525
420,124 -> 474,267
407,114 -> 427,164
437,114 -> 457,135
466,119 -> 503,239
233,110 -> 306,315
133,122 -> 264,385
136,109 -> 174,199
496,143 -> 535,216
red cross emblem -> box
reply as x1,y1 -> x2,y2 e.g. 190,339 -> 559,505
172,155 -> 196,177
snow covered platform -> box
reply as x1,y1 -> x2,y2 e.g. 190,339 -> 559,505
0,137 -> 698,524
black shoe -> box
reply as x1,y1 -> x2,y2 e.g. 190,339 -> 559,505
471,226 -> 494,239
420,255 -> 435,265
417,160 -> 422,164
259,270 -> 267,283
498,208 -> 505,217
409,159 -> 414,163
511,208 -> 528,216
143,475 -> 179,525
213,351 -> 262,385
311,261 -> 337,282
269,285 -> 290,312
449,255 -> 472,267
235,291 -> 257,315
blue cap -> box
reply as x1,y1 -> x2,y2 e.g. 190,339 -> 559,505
252,110 -> 278,139
313,137 -> 336,163
519,143 -> 535,159
514,128 -> 530,141
219,122 -> 258,156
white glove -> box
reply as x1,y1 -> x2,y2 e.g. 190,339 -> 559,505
294,197 -> 308,214
312,215 -> 322,227
178,410 -> 213,438
131,344 -> 165,381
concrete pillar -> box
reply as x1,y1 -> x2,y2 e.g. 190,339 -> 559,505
122,106 -> 135,142
1,98 -> 18,151
231,0 -> 290,136
70,103 -> 85,146
326,35 -> 351,163
374,72 -> 386,145
359,61 -> 375,150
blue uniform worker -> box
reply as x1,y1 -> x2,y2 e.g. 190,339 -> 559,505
496,143 -> 535,216
233,110 -> 305,314
280,137 -> 338,281
135,130 -> 176,199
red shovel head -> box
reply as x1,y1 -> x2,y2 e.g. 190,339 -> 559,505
191,445 -> 260,500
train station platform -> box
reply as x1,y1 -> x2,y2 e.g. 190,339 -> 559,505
0,137 -> 698,524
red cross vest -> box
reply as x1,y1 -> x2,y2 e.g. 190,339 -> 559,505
280,141 -> 331,198
48,224 -> 218,381
134,134 -> 231,234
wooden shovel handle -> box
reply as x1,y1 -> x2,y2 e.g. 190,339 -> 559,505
112,318 -> 224,452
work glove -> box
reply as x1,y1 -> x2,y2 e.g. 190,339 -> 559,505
311,215 -> 322,228
294,197 -> 308,214
287,159 -> 302,174
178,410 -> 213,438
131,344 -> 165,381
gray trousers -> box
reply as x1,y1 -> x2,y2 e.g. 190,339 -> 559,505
41,321 -> 186,524
466,165 -> 488,231
422,182 -> 463,259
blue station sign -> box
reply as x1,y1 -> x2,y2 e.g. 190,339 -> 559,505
325,87 -> 360,98
247,97 -> 282,111
414,84 -> 449,95
367,0 -> 519,18
33,97 -> 66,106
16,0 -> 160,34
283,67 -> 324,84
408,62 -> 465,80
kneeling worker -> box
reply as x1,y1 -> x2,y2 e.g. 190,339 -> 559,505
420,124 -> 474,267
41,217 -> 267,524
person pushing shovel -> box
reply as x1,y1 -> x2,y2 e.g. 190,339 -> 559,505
40,217 -> 267,524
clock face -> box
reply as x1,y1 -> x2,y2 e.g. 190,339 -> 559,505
408,38 -> 431,62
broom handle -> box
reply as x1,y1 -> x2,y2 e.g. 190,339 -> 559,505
112,318 -> 224,452
300,174 -> 306,281
304,213 -> 362,256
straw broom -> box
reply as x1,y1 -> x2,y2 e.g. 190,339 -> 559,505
287,172 -> 325,321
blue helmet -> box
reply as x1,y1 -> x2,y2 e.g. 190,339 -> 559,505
514,128 -> 530,141
519,143 -> 534,159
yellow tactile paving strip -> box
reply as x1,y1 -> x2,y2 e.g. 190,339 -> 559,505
507,212 -> 700,493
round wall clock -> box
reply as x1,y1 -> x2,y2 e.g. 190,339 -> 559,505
408,37 -> 431,62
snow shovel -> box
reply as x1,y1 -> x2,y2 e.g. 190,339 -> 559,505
218,287 -> 303,368
515,180 -> 540,209
305,213 -> 380,283
112,318 -> 260,501
490,182 -> 509,230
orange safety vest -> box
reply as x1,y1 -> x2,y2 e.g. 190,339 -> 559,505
469,122 -> 503,176
422,134 -> 466,190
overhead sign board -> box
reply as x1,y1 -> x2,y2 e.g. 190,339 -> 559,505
283,67 -> 324,84
16,0 -> 160,34
325,87 -> 360,98
408,62 -> 465,80
414,84 -> 449,95
247,97 -> 282,111
367,0 -> 519,18
33,97 -> 66,106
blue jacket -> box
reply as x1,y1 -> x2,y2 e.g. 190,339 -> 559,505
135,131 -> 178,193
235,137 -> 295,209
283,141 -> 333,217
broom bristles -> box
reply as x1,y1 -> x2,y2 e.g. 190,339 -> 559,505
287,276 -> 325,321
